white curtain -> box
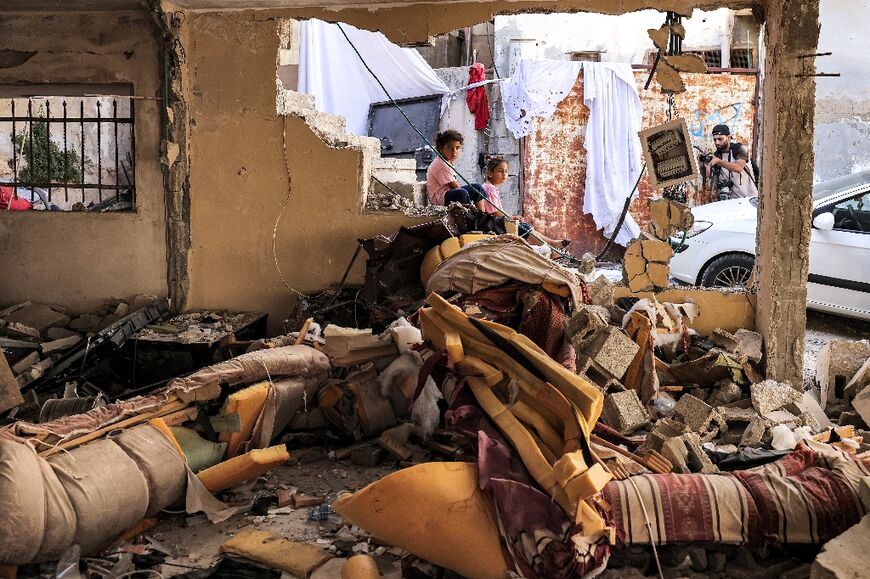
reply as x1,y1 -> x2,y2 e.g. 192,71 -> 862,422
298,19 -> 450,136
582,62 -> 643,246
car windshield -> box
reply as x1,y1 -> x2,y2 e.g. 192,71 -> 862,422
813,170 -> 870,201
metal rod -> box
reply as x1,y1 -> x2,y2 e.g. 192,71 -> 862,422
81,100 -> 85,201
130,99 -> 136,198
63,100 -> 68,203
97,100 -> 102,203
45,100 -> 51,202
795,72 -> 840,77
11,99 -> 17,198
798,51 -> 832,58
113,100 -> 119,201
27,99 -> 33,189
0,116 -> 133,123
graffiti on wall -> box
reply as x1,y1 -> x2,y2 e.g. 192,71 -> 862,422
523,70 -> 758,256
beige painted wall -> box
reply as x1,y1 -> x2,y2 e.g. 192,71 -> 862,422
0,11 -> 167,312
183,12 -> 428,332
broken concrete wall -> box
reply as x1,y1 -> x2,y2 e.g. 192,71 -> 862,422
523,69 -> 756,255
0,10 -> 167,313
180,12 -> 429,332
813,0 -> 870,182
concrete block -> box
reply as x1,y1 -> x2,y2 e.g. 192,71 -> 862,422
734,329 -> 763,363
646,262 -> 670,288
639,417 -> 687,453
602,390 -> 650,434
660,437 -> 690,473
648,198 -> 694,240
11,351 -> 39,375
707,382 -> 744,407
751,380 -> 802,416
3,304 -> 69,335
817,339 -> 870,410
740,416 -> 766,447
711,328 -> 740,353
811,515 -> 870,579
587,275 -> 615,306
41,335 -> 82,355
673,394 -> 715,433
565,305 -> 610,350
5,322 -> 40,339
845,356 -> 870,399
640,239 -> 674,263
580,326 -> 639,380
682,432 -> 718,474
853,387 -> 870,427
46,327 -> 80,341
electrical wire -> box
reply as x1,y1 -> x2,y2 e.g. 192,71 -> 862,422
335,22 -> 580,263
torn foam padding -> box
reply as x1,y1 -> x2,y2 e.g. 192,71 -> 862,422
334,462 -> 507,579
167,345 -> 330,402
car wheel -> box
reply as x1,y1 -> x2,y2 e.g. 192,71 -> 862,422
699,253 -> 755,288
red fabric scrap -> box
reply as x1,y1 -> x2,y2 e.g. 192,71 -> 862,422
466,63 -> 490,130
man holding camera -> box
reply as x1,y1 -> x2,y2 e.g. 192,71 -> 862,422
702,124 -> 758,201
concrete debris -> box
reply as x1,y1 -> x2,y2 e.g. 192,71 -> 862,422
707,381 -> 744,407
751,380 -> 803,416
586,274 -> 616,307
812,515 -> 870,579
845,356 -> 870,399
817,339 -> 870,411
734,329 -> 763,363
740,416 -> 767,447
602,390 -> 650,434
672,393 -> 715,433
852,387 -> 870,427
578,325 -> 639,380
623,238 -> 673,292
648,198 -> 694,240
566,304 -> 610,350
711,328 -> 740,353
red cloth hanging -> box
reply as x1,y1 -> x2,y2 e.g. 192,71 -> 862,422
465,63 -> 490,130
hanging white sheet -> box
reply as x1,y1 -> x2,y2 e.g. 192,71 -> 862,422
582,62 -> 643,246
298,19 -> 450,136
500,59 -> 582,139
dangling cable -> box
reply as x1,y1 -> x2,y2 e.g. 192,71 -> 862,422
335,22 -> 579,263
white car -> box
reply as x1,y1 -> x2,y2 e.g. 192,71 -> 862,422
669,170 -> 870,321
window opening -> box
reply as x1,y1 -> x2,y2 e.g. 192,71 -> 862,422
1,95 -> 135,212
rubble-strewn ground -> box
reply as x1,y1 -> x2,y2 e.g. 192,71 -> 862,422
804,310 -> 870,387
150,460 -> 401,577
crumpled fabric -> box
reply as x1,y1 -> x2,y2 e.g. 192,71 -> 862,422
582,62 -> 643,246
445,389 -> 611,579
466,62 -> 490,130
501,59 -> 582,139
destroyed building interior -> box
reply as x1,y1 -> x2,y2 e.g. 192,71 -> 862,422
2,1 -> 870,578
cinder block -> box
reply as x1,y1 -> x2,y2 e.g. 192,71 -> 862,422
638,417 -> 687,454
817,339 -> 870,410
602,390 -> 650,434
673,394 -> 715,433
682,432 -> 719,474
750,380 -> 802,416
740,416 -> 766,447
580,326 -> 639,380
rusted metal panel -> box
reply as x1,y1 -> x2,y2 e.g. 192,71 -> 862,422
523,70 -> 757,256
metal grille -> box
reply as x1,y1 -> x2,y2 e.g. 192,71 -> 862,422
1,96 -> 135,212
730,49 -> 755,69
683,50 -> 722,68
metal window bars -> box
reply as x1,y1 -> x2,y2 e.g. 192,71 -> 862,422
1,96 -> 135,211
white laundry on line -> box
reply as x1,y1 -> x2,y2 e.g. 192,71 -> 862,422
582,61 -> 643,247
297,19 -> 450,136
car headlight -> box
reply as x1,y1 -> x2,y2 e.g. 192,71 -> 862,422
683,220 -> 713,238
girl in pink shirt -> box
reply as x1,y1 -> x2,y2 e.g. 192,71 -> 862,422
481,156 -> 571,249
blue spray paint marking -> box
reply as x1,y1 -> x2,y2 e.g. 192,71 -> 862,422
688,103 -> 746,137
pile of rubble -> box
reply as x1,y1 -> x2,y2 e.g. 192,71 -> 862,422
1,199 -> 869,579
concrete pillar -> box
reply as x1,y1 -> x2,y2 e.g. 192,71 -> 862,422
756,0 -> 820,385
